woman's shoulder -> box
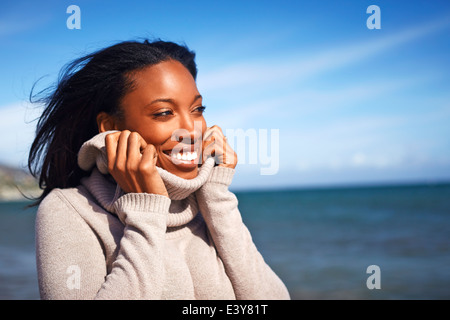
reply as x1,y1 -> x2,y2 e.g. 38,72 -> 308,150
35,188 -> 92,240
37,183 -> 121,232
36,182 -> 124,254
36,185 -> 99,225
38,185 -> 92,212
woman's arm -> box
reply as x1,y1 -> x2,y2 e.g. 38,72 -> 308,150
195,166 -> 290,300
35,189 -> 170,299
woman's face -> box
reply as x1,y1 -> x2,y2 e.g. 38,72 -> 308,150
109,59 -> 207,179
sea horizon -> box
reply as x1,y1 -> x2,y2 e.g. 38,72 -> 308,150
231,178 -> 450,195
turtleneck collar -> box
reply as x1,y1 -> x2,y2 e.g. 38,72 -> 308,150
156,158 -> 215,200
78,131 -> 215,229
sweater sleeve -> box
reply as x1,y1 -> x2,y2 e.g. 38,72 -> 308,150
195,167 -> 290,300
35,190 -> 170,300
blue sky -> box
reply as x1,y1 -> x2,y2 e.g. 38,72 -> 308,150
1,0 -> 450,190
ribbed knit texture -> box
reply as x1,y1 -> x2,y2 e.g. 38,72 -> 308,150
78,130 -> 217,228
78,130 -> 216,199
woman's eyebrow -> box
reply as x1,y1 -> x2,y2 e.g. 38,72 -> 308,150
145,95 -> 202,108
147,98 -> 175,106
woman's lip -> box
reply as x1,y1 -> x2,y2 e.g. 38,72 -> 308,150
162,144 -> 196,154
161,149 -> 200,168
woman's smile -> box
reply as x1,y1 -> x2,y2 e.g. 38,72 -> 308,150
160,143 -> 201,169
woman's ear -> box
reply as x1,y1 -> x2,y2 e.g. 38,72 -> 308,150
96,112 -> 118,132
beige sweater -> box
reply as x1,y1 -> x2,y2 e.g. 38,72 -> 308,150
35,131 -> 290,300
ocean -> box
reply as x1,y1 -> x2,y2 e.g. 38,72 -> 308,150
1,183 -> 449,300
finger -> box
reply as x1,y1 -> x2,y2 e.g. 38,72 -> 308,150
202,126 -> 237,167
140,144 -> 157,170
203,125 -> 223,142
223,146 -> 236,165
203,139 -> 227,164
204,134 -> 227,153
202,133 -> 215,152
221,139 -> 229,164
203,128 -> 226,155
137,133 -> 148,153
105,132 -> 121,171
115,130 -> 131,171
202,143 -> 216,163
203,127 -> 214,142
139,144 -> 167,196
125,132 -> 140,173
214,137 -> 234,165
126,132 -> 148,168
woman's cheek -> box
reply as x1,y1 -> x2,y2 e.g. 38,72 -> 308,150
141,125 -> 173,146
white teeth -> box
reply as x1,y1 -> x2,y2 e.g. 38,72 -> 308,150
171,151 -> 198,162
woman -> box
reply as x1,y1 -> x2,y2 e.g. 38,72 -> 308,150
29,39 -> 290,299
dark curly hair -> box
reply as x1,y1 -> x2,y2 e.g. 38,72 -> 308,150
28,39 -> 197,205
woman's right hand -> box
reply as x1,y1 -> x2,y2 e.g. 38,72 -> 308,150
105,130 -> 168,197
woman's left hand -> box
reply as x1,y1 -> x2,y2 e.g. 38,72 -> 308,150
202,125 -> 238,169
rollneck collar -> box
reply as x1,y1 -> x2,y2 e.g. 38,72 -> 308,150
78,131 -> 215,201
78,131 -> 215,229
156,158 -> 215,200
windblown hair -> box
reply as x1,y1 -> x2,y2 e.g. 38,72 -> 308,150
28,39 -> 197,205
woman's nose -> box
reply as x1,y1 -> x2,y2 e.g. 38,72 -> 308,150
173,116 -> 202,144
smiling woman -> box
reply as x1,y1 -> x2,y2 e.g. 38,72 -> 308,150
28,39 -> 290,300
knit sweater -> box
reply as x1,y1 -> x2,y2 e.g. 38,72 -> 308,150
35,131 -> 290,300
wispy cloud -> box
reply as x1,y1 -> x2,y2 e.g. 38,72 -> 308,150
205,72 -> 437,132
198,16 -> 450,93
282,98 -> 450,174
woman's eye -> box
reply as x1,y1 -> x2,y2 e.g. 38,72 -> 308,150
195,105 -> 206,113
154,110 -> 173,117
